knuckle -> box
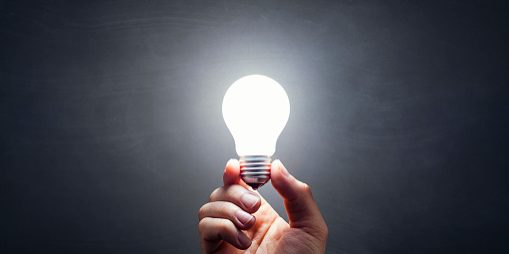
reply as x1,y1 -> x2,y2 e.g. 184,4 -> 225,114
198,204 -> 207,220
209,187 -> 222,201
317,218 -> 328,240
198,218 -> 207,235
318,221 -> 328,239
301,182 -> 312,194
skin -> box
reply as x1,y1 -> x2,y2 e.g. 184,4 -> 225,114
198,159 -> 328,254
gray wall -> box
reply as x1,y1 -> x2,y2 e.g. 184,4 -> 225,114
1,1 -> 508,253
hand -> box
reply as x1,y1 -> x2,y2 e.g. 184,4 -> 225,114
198,159 -> 328,254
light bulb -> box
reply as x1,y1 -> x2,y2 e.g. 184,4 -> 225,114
222,75 -> 290,189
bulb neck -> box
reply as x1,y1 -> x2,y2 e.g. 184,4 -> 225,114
239,155 -> 271,190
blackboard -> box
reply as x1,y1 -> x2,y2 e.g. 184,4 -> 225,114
1,1 -> 508,253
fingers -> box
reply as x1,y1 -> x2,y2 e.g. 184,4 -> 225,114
223,159 -> 241,186
198,192 -> 258,253
209,184 -> 261,213
199,217 -> 252,252
198,160 -> 264,253
270,160 -> 328,238
199,201 -> 256,230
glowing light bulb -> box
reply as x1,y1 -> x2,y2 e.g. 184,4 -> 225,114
222,75 -> 290,189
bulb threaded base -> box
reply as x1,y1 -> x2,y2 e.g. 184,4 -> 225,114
239,155 -> 271,190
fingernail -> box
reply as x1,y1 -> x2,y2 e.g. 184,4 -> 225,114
235,210 -> 254,225
241,193 -> 259,209
238,232 -> 251,247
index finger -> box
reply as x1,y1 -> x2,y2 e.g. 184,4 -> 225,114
223,159 -> 250,189
223,159 -> 241,186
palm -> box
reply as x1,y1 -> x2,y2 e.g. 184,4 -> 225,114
214,196 -> 314,254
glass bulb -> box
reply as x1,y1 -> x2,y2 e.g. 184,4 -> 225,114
222,75 -> 290,189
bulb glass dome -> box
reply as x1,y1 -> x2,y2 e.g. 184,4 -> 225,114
222,75 -> 290,156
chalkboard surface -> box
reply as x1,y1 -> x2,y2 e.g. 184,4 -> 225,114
1,1 -> 508,253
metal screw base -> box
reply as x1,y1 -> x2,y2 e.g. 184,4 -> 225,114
239,155 -> 271,190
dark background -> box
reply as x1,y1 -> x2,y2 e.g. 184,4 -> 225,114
1,1 -> 508,253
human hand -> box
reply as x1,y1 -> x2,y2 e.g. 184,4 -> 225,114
198,159 -> 328,254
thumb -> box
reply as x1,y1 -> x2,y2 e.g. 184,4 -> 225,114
271,160 -> 327,234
